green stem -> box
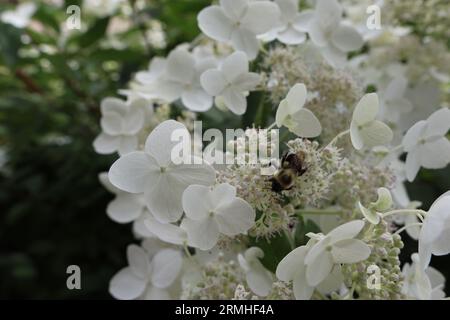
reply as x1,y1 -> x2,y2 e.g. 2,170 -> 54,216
382,209 -> 426,222
323,129 -> 350,150
394,222 -> 423,235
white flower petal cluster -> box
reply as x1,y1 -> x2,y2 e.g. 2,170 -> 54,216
419,191 -> 450,270
181,183 -> 255,250
380,75 -> 413,123
1,2 -> 36,29
276,220 -> 370,300
402,253 -> 446,300
306,0 -> 363,67
275,83 -> 322,138
93,97 -> 149,156
259,0 -> 313,45
402,108 -> 450,182
350,93 -> 393,150
201,51 -> 260,115
109,242 -> 183,300
238,247 -> 273,297
108,120 -> 216,223
198,0 -> 280,60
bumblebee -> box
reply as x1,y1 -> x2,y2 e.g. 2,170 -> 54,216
270,151 -> 307,192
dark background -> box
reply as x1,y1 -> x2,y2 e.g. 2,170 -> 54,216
0,0 -> 449,299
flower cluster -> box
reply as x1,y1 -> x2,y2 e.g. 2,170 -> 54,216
92,0 -> 450,300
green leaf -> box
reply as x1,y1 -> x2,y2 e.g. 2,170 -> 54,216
294,217 -> 321,247
76,17 -> 110,48
249,233 -> 292,273
0,22 -> 22,67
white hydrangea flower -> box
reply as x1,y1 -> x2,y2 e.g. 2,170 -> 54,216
276,238 -> 344,300
98,172 -> 146,224
143,48 -> 217,112
180,183 -> 255,250
1,2 -> 36,29
275,83 -> 322,138
93,97 -> 148,156
109,244 -> 183,300
83,0 -> 124,18
402,108 -> 450,182
304,220 -> 370,286
379,75 -> 413,123
259,0 -> 313,45
307,0 -> 363,67
108,120 -> 216,223
350,93 -> 393,151
131,57 -> 167,100
200,51 -> 260,115
402,253 -> 446,300
358,187 -> 393,225
197,0 -> 280,60
418,191 -> 450,270
144,216 -> 189,246
238,247 -> 273,297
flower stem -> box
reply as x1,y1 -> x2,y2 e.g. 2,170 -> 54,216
382,209 -> 426,222
394,222 -> 423,235
323,130 -> 350,150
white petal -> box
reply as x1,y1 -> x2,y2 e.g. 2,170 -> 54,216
182,185 -> 213,220
353,93 -> 379,125
233,72 -> 260,91
327,220 -> 365,244
101,112 -> 123,135
289,108 -> 322,138
221,51 -> 248,83
246,268 -> 273,297
385,76 -> 408,101
198,6 -> 233,42
358,202 -> 380,225
242,1 -> 280,34
181,217 -> 220,250
101,97 -> 128,116
306,251 -> 334,286
144,286 -> 171,300
122,107 -> 145,135
215,198 -> 255,236
292,10 -> 314,32
419,138 -> 450,169
165,49 -> 195,84
107,194 -> 143,223
278,27 -> 306,45
118,135 -> 139,156
424,108 -> 450,139
275,100 -> 290,127
331,239 -> 371,263
127,245 -> 150,279
220,0 -> 247,21
402,121 -> 427,152
321,45 -> 347,68
210,183 -> 236,207
286,83 -> 307,112
359,120 -> 393,148
231,29 -> 260,60
316,266 -> 344,294
222,88 -> 247,115
144,120 -> 189,166
98,172 -> 121,194
315,0 -> 342,28
109,267 -> 146,300
331,25 -> 363,53
350,121 -> 364,150
93,133 -> 120,154
153,79 -> 182,102
151,249 -> 183,288
293,267 -> 314,300
276,246 -> 308,281
200,69 -> 227,96
405,149 -> 421,182
181,87 -> 213,112
109,152 -> 159,193
308,20 -> 327,47
144,217 -> 187,245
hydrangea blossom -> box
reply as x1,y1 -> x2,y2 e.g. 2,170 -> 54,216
200,51 -> 260,115
109,243 -> 183,300
93,97 -> 148,156
198,0 -> 280,59
259,0 -> 312,45
402,108 -> 450,182
275,83 -> 322,138
108,120 -> 216,223
350,93 -> 393,150
181,183 -> 255,250
306,0 -> 364,67
238,247 -> 273,297
0,2 -> 36,29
